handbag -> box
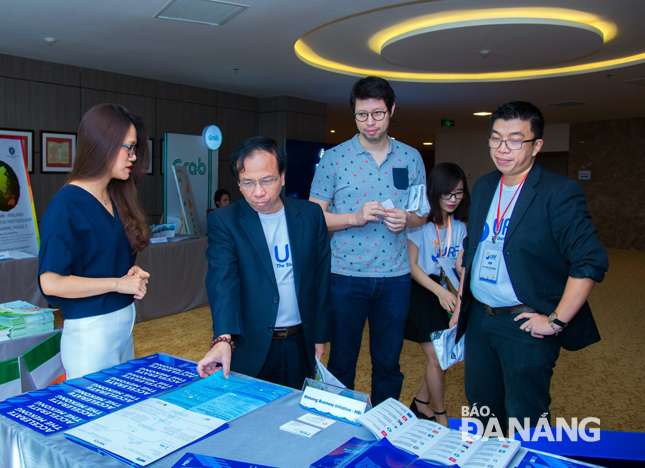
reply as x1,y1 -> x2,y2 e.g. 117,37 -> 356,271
430,325 -> 464,370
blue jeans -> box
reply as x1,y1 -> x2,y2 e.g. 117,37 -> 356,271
464,301 -> 561,432
327,273 -> 411,406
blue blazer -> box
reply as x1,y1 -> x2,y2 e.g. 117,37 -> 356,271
457,163 -> 608,351
205,195 -> 331,377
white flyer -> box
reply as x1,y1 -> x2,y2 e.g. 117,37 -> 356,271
279,420 -> 321,438
65,398 -> 226,467
298,413 -> 336,429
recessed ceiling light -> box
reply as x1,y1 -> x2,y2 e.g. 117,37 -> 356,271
423,142 -> 433,145
330,130 -> 336,133
473,112 -> 492,116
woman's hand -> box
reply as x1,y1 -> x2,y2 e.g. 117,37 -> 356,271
127,265 -> 150,283
435,286 -> 457,312
117,274 -> 148,300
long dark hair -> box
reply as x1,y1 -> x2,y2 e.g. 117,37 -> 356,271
69,104 -> 150,252
427,162 -> 470,226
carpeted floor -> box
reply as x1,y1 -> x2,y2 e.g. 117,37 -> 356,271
56,248 -> 641,433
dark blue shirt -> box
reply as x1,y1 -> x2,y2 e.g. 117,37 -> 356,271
38,185 -> 136,319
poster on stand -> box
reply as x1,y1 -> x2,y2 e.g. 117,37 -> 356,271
0,129 -> 33,172
163,133 -> 218,234
0,138 -> 39,256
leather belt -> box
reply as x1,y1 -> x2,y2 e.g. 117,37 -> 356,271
484,304 -> 536,316
271,324 -> 302,339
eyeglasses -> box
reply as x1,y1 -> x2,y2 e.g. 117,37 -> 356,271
121,143 -> 136,157
238,176 -> 280,191
440,191 -> 465,200
354,111 -> 387,122
487,137 -> 537,151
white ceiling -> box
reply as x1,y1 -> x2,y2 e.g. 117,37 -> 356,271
1,0 -> 645,149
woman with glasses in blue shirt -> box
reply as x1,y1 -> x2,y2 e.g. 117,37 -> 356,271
39,104 -> 151,379
405,162 -> 470,426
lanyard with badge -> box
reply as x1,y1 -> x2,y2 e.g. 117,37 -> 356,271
435,217 -> 451,286
479,175 -> 527,283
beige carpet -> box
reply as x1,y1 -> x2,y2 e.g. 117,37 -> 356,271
54,248 -> 642,433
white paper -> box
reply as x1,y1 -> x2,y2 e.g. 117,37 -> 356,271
437,257 -> 460,291
381,199 -> 395,210
65,398 -> 225,467
405,184 -> 430,217
315,356 -> 345,388
279,420 -> 321,438
298,413 -> 336,429
300,386 -> 367,424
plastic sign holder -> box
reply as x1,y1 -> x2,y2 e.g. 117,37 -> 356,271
299,378 -> 371,426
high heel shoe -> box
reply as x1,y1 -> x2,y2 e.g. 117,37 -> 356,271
410,398 -> 436,421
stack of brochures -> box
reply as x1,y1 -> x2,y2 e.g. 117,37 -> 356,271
0,353 -> 293,468
0,300 -> 56,339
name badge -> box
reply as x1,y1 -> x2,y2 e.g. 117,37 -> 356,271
479,240 -> 503,283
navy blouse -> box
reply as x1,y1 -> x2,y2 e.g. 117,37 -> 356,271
38,185 -> 136,319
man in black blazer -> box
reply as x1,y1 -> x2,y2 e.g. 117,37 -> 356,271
197,137 -> 331,389
451,102 -> 608,432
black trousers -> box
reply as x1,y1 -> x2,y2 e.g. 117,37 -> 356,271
256,330 -> 312,390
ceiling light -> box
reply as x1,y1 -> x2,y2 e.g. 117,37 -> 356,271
473,112 -> 492,116
294,8 -> 643,83
155,0 -> 249,26
330,130 -> 336,133
423,142 -> 433,146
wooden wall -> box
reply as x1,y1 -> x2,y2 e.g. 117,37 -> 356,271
0,53 -> 326,221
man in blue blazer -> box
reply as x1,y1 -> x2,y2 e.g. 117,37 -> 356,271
451,102 -> 608,433
197,137 -> 331,389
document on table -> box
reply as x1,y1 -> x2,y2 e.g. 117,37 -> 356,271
65,398 -> 227,467
157,371 -> 291,421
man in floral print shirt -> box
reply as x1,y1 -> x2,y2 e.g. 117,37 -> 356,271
310,76 -> 427,405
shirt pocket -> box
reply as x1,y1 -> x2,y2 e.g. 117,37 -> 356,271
392,167 -> 409,190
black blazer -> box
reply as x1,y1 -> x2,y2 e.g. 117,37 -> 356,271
205,196 -> 331,377
457,163 -> 608,351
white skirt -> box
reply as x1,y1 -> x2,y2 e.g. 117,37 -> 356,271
61,303 -> 136,380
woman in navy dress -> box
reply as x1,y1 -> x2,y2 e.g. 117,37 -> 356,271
39,104 -> 151,379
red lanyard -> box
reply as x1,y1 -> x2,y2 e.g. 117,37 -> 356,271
494,175 -> 527,242
434,216 -> 451,257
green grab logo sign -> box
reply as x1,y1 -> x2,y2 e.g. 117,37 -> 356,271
171,157 -> 207,176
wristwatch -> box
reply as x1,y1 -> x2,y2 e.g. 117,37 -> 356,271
548,312 -> 568,335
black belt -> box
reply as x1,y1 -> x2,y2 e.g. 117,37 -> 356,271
271,324 -> 302,339
483,304 -> 536,316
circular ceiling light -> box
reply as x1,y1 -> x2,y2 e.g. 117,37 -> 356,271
473,112 -> 492,116
294,7 -> 645,82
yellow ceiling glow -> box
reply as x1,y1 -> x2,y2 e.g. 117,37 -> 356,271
293,7 -> 639,83
368,8 -> 617,53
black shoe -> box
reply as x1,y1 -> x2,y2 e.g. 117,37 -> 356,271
410,398 -> 436,421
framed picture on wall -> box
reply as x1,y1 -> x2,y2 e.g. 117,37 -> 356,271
147,138 -> 154,174
41,132 -> 76,173
0,129 -> 33,172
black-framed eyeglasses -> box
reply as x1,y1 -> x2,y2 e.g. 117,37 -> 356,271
238,176 -> 280,191
487,137 -> 537,151
440,191 -> 465,200
121,143 -> 136,157
354,111 -> 387,122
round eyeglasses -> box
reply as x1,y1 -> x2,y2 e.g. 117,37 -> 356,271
354,111 -> 387,122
